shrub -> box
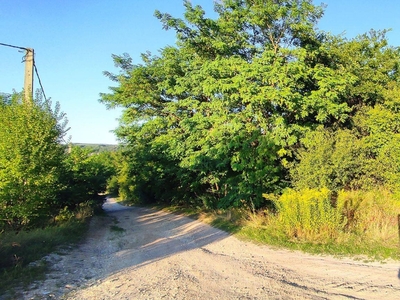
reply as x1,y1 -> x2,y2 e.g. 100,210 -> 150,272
290,128 -> 366,191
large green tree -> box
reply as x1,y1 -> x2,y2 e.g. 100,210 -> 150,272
101,0 -> 400,208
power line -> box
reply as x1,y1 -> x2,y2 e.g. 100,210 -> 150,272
33,62 -> 47,101
0,42 -> 29,51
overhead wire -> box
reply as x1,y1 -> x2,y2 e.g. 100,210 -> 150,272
33,62 -> 47,101
0,42 -> 29,51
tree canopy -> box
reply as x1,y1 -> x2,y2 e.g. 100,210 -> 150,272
101,0 -> 400,209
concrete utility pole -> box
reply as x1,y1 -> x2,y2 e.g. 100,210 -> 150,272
24,48 -> 34,102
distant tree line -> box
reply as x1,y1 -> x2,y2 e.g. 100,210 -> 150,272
73,143 -> 118,153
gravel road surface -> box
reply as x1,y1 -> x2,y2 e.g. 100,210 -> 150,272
20,198 -> 400,299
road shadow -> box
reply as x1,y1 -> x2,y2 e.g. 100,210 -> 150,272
75,198 -> 230,286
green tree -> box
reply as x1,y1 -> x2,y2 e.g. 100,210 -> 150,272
290,30 -> 400,192
100,0 -> 348,208
0,92 -> 69,230
101,0 -> 400,208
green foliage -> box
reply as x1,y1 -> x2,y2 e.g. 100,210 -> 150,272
288,28 -> 400,192
60,146 -> 116,210
101,0 -> 338,208
0,92 -> 69,230
291,91 -> 400,192
101,0 -> 400,229
107,148 -> 141,202
290,128 -> 367,191
0,92 -> 116,232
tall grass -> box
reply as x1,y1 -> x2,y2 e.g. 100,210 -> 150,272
240,187 -> 400,259
271,188 -> 345,240
337,189 -> 400,238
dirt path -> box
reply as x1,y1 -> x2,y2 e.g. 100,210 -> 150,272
21,198 -> 400,299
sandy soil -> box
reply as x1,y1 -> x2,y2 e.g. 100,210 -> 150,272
19,198 -> 400,299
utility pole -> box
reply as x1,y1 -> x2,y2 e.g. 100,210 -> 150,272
24,48 -> 34,102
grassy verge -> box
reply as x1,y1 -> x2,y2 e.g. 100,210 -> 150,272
236,220 -> 400,261
154,204 -> 400,261
0,219 -> 89,297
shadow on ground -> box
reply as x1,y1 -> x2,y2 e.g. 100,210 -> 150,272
78,197 -> 229,283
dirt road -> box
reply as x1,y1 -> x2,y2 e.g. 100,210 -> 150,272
22,198 -> 400,299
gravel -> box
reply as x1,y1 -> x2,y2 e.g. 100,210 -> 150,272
17,198 -> 400,299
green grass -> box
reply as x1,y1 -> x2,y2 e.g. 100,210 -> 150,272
236,225 -> 400,261
0,220 -> 89,297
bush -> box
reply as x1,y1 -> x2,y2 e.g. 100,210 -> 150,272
290,128 -> 367,191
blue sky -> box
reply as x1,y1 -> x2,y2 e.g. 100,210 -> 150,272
1,0 -> 399,144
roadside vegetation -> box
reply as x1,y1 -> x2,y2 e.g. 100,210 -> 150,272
2,1 -> 400,296
0,216 -> 88,296
0,92 -> 116,295
104,0 -> 400,260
